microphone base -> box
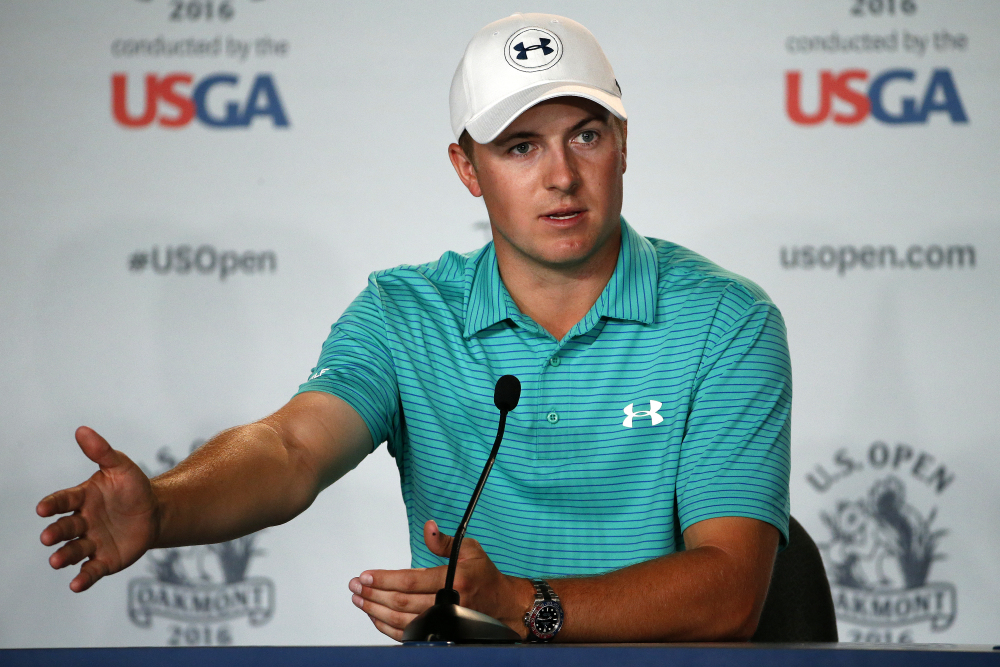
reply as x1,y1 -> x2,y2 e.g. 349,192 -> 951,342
401,603 -> 520,644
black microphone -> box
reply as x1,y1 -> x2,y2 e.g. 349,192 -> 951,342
401,375 -> 522,644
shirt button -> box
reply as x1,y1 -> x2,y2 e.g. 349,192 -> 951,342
548,357 -> 561,367
546,411 -> 559,424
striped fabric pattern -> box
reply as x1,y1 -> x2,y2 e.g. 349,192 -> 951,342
298,218 -> 791,578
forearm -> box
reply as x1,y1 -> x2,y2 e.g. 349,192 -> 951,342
351,518 -> 777,643
546,547 -> 766,642
499,518 -> 778,643
151,421 -> 320,548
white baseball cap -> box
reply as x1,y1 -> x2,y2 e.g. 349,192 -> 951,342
450,13 -> 626,144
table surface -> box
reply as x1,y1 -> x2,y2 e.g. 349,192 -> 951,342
2,643 -> 999,667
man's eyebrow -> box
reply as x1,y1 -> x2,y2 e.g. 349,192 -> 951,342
568,114 -> 605,133
493,130 -> 540,145
492,114 -> 607,146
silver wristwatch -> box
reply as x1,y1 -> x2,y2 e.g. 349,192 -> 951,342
523,578 -> 564,642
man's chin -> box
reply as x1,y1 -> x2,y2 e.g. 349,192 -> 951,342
495,223 -> 621,272
530,246 -> 604,270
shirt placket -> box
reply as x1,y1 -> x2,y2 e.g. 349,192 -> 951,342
535,339 -> 572,460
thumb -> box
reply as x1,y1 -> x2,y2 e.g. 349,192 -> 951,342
75,426 -> 125,471
424,520 -> 454,559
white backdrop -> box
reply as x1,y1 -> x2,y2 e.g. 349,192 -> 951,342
1,0 -> 997,648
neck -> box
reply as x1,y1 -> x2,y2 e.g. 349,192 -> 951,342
494,226 -> 622,342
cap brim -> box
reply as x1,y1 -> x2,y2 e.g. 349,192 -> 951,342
463,82 -> 626,144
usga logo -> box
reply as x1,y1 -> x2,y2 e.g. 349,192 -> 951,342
807,441 -> 956,643
786,68 -> 967,125
112,72 -> 289,128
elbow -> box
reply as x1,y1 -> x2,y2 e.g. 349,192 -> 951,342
254,420 -> 323,524
730,614 -> 761,642
709,595 -> 764,642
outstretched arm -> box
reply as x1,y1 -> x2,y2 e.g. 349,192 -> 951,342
38,390 -> 372,591
351,515 -> 778,642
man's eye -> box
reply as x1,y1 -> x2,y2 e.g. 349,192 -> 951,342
578,130 -> 597,143
511,142 -> 531,155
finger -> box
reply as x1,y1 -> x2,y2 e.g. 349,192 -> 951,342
70,558 -> 111,593
40,514 -> 88,546
458,536 -> 485,558
36,486 -> 86,517
75,426 -> 125,471
422,520 -> 484,561
423,519 -> 454,559
360,566 -> 445,595
353,596 -> 417,634
351,580 -> 435,614
370,617 -> 405,643
49,538 -> 96,569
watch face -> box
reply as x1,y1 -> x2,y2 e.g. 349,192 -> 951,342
529,601 -> 563,639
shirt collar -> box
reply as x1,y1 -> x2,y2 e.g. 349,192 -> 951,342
462,217 -> 658,340
591,217 -> 659,325
462,243 -> 515,339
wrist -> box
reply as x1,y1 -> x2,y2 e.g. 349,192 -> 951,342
147,477 -> 168,549
522,578 -> 565,642
500,575 -> 535,640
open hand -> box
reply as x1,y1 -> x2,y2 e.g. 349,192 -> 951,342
348,520 -> 532,641
37,426 -> 160,592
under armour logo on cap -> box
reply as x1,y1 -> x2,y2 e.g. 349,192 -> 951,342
622,401 -> 663,428
512,38 -> 554,59
505,27 -> 563,72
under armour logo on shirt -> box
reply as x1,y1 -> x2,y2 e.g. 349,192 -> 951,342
623,401 -> 663,428
512,38 -> 554,60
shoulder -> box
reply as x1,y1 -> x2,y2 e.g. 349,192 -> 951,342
636,235 -> 784,340
358,244 -> 490,320
648,236 -> 776,309
369,245 -> 487,289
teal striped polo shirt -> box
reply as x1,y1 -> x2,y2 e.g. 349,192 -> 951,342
298,218 -> 791,578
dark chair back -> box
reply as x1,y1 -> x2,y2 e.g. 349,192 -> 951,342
751,515 -> 839,642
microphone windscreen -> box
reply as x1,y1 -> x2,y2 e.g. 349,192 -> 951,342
493,375 -> 521,412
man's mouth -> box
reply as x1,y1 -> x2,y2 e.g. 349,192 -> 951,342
542,209 -> 586,221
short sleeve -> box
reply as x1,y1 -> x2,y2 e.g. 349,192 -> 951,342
296,275 -> 399,451
676,287 -> 792,546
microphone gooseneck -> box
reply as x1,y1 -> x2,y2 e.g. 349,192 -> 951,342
440,375 -> 521,600
402,375 -> 523,643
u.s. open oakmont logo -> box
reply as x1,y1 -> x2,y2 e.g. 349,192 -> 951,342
806,441 -> 956,643
127,441 -> 276,646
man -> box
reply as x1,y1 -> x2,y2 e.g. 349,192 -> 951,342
38,14 -> 790,643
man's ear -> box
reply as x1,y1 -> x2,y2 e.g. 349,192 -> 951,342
448,143 -> 483,198
620,121 -> 628,174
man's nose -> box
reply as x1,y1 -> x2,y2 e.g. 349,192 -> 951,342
543,144 -> 579,194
